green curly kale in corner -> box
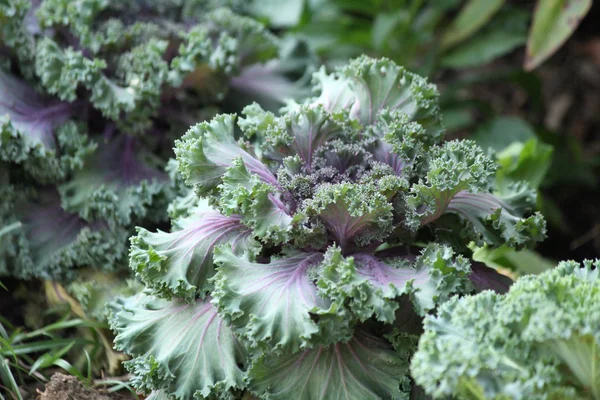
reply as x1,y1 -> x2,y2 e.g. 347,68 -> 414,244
109,55 -> 546,400
412,260 -> 600,400
0,0 -> 309,280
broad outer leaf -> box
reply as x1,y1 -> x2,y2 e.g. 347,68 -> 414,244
212,247 -> 350,353
525,0 -> 592,70
110,294 -> 247,400
248,329 -> 411,400
130,200 -> 260,301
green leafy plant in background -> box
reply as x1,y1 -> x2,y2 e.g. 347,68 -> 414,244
412,259 -> 600,399
0,1 -> 314,389
0,0 -> 312,282
109,55 -> 545,399
251,0 -> 590,72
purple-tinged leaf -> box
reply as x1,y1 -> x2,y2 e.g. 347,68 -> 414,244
212,246 -> 351,353
219,157 -> 293,244
59,134 -> 170,225
0,71 -> 74,149
405,140 -> 495,230
300,182 -> 394,251
0,71 -> 87,181
318,249 -> 426,323
371,140 -> 409,176
3,188 -> 126,280
287,105 -> 345,169
468,262 -> 513,294
318,244 -> 471,322
229,61 -> 308,112
445,186 -> 546,249
130,200 -> 260,301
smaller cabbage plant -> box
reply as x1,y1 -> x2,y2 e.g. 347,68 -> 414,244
412,260 -> 600,400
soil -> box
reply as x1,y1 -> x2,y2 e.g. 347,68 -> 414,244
38,374 -> 128,400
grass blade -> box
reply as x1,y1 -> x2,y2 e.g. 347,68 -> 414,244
0,358 -> 22,400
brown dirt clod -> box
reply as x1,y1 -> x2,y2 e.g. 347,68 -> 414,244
38,373 -> 127,400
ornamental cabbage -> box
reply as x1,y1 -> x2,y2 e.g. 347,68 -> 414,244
109,55 -> 546,399
0,0 -> 309,280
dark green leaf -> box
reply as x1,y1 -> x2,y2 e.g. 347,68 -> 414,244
442,0 -> 505,48
442,29 -> 526,68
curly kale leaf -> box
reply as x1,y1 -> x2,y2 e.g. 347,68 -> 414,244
412,260 -> 600,400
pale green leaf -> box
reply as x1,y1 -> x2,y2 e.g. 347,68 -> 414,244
525,0 -> 592,70
248,330 -> 411,400
249,0 -> 304,27
212,247 -> 350,353
471,244 -> 555,276
110,295 -> 247,400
